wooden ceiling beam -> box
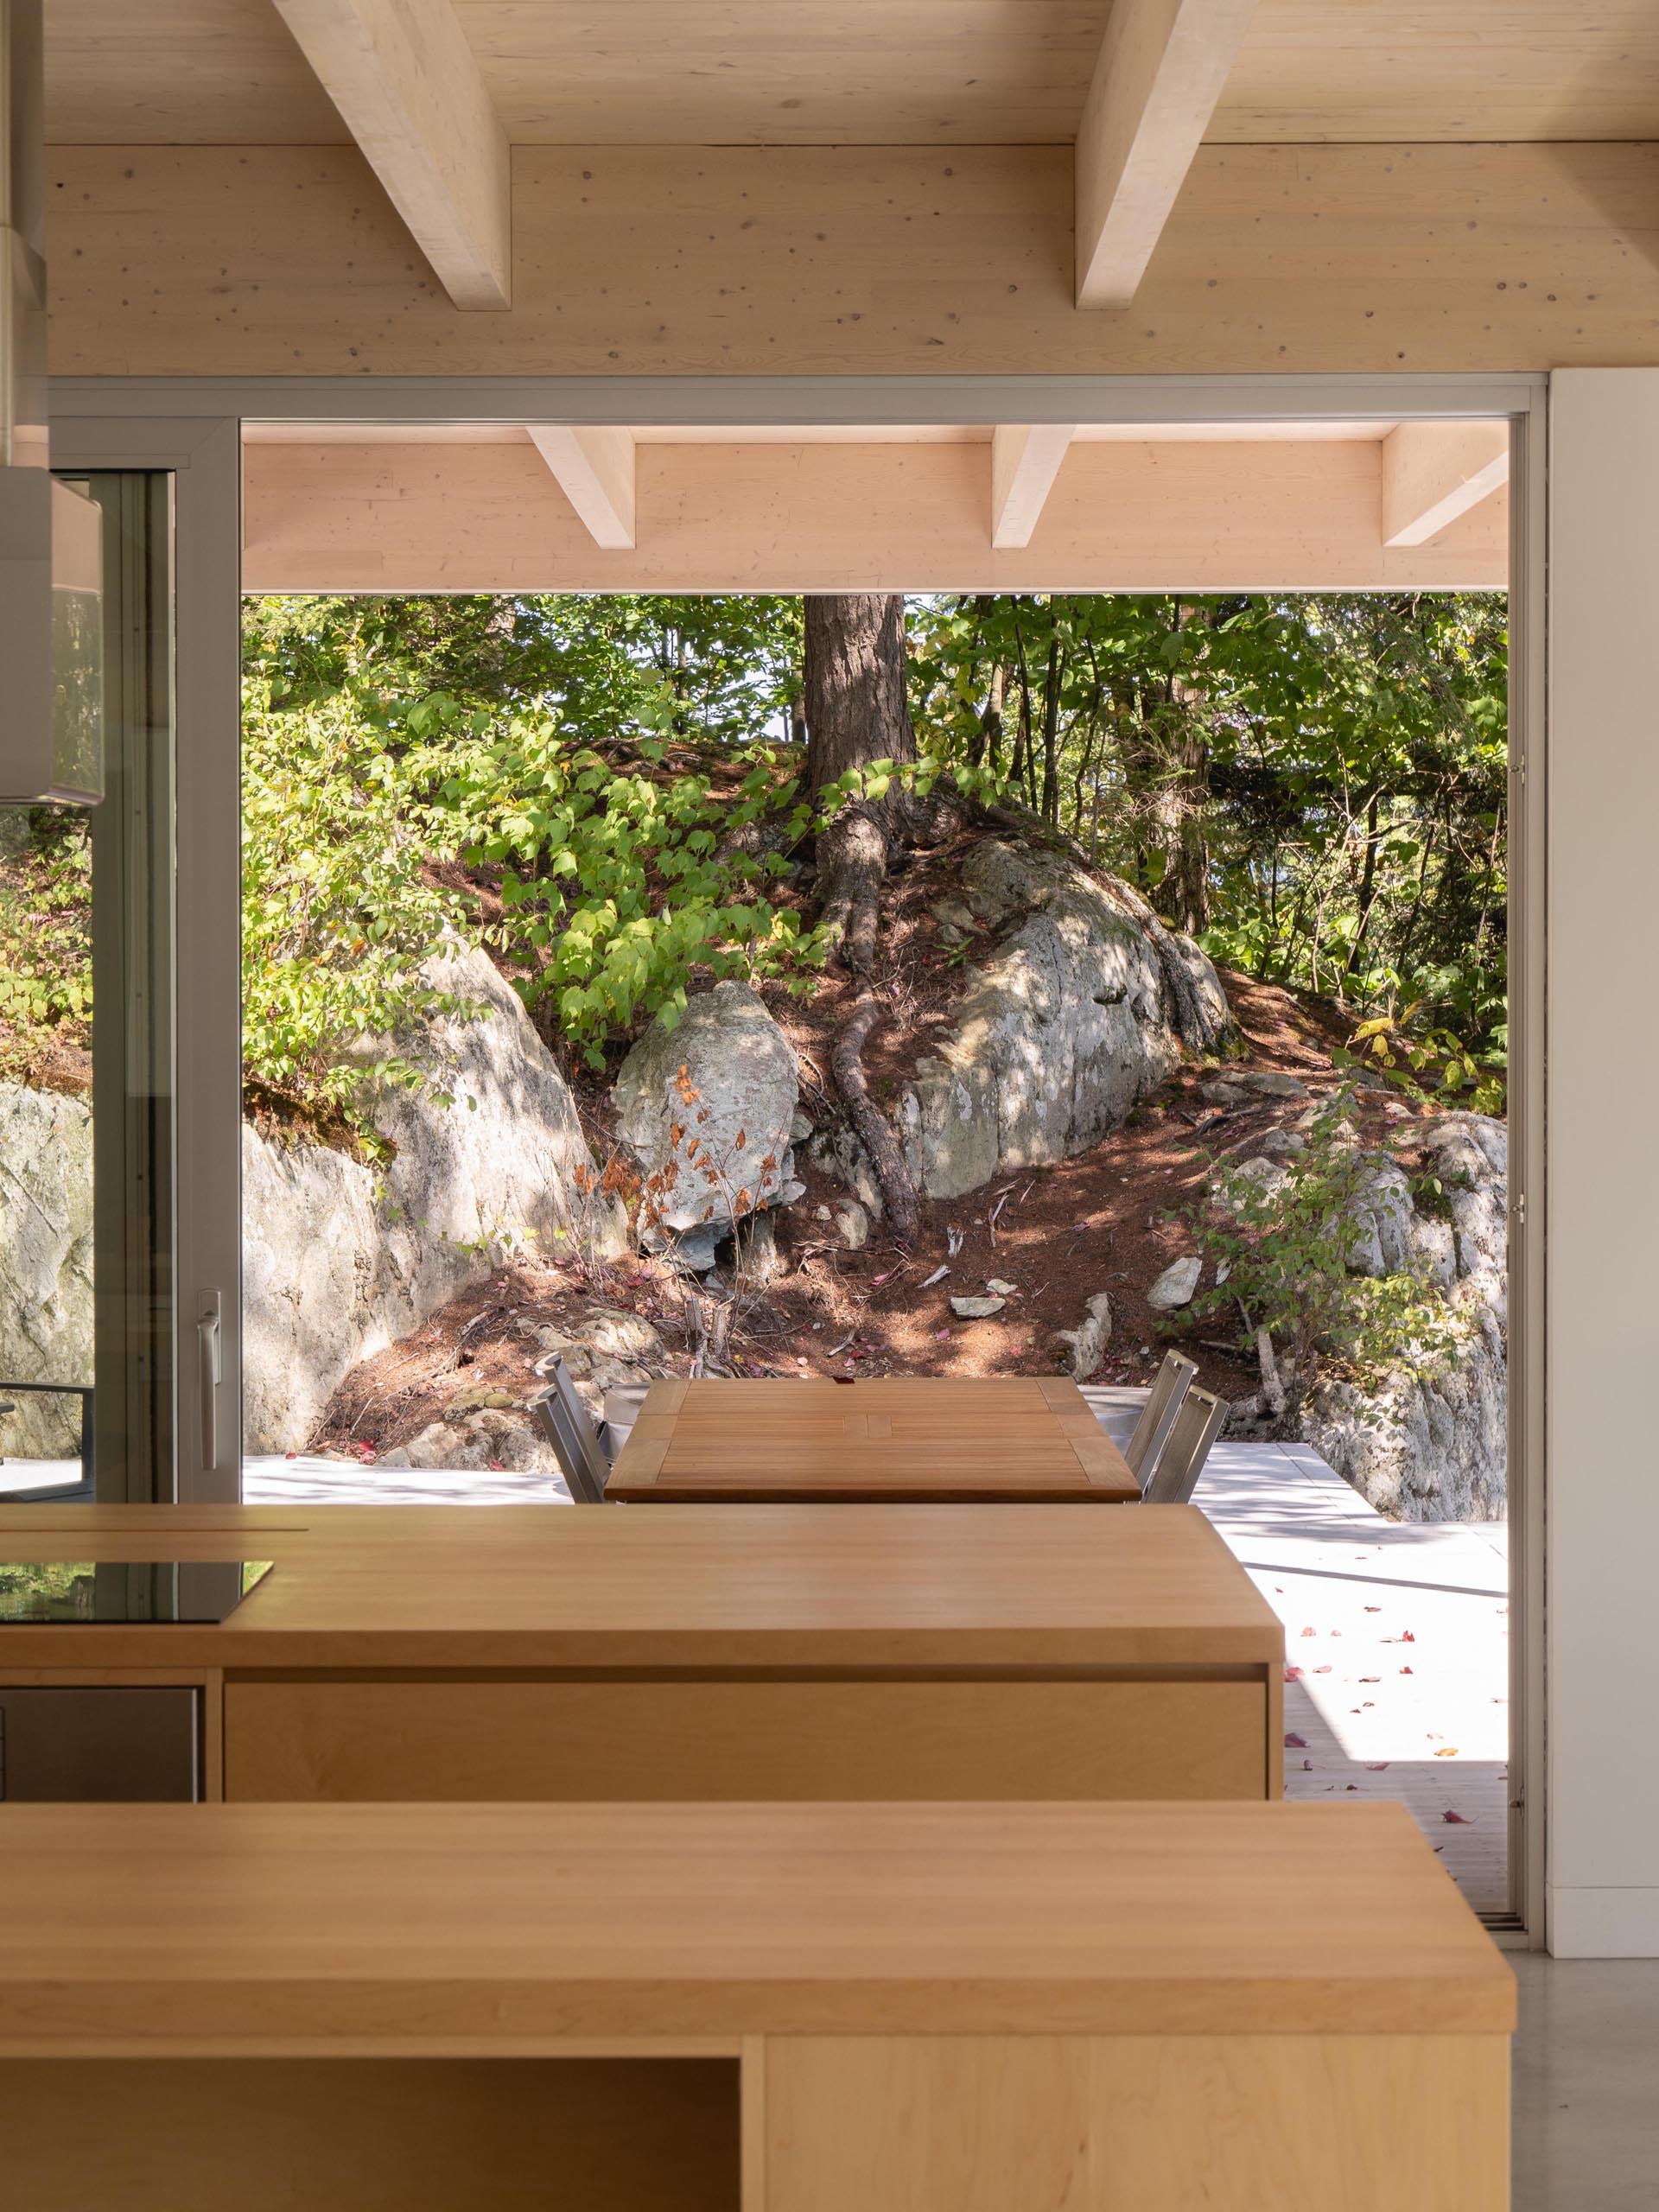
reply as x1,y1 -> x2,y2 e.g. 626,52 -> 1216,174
1075,0 -> 1260,309
1381,421 -> 1511,548
526,425 -> 638,549
990,425 -> 1077,549
271,0 -> 511,309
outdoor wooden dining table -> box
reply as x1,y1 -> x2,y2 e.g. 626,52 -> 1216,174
604,1374 -> 1142,1503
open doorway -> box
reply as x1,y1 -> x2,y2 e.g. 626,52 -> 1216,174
4,396 -> 1527,1917
224,408 -> 1515,1916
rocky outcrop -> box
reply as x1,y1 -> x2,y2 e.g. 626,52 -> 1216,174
894,841 -> 1230,1199
243,944 -> 626,1452
0,1084 -> 93,1459
1301,1113 -> 1508,1523
612,980 -> 802,1271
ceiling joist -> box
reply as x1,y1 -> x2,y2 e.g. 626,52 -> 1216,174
271,0 -> 512,309
1075,0 -> 1261,309
1381,422 -> 1511,547
526,425 -> 638,549
990,425 -> 1077,549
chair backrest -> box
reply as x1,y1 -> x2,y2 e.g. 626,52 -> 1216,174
1140,1384 -> 1228,1506
1123,1351 -> 1198,1483
530,1359 -> 611,1503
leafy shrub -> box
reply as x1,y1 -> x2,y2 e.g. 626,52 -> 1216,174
0,807 -> 92,1081
1185,1085 -> 1468,1419
241,680 -> 478,1140
1339,1000 -> 1506,1116
427,691 -> 829,1066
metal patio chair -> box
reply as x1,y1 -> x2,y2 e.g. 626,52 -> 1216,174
529,1357 -> 611,1504
1139,1384 -> 1229,1506
1116,1351 -> 1198,1485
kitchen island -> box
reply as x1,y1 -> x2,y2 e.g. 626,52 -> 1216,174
0,1501 -> 1283,1802
0,1796 -> 1513,2212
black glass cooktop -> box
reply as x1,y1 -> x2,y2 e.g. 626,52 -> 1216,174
0,1560 -> 273,1624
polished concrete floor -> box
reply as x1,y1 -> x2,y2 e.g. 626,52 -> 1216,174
1513,1957 -> 1659,2209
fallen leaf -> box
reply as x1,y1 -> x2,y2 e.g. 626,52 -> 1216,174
1284,1733 -> 1307,1749
1399,1665 -> 1414,1675
1402,1630 -> 1416,1643
1435,1746 -> 1459,1758
1442,1811 -> 1471,1824
1283,1665 -> 1304,1681
1358,1676 -> 1381,1683
1313,1664 -> 1332,1675
1365,1762 -> 1390,1771
1300,1626 -> 1318,1638
1363,1605 -> 1382,1613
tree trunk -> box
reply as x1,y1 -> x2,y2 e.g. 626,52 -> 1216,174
1039,634 -> 1062,823
804,593 -> 916,801
802,593 -> 924,1242
972,660 -> 1005,771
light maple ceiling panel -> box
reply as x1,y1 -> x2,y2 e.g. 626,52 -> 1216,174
43,0 -> 1659,147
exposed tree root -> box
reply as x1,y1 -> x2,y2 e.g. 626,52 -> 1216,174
830,988 -> 920,1247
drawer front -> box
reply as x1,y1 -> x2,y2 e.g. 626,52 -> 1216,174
225,1676 -> 1267,1802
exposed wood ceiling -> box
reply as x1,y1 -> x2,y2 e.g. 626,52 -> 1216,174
45,1 -> 1659,148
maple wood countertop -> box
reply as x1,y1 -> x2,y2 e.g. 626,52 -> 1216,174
0,1502 -> 1280,1672
607,1376 -> 1142,1503
0,1798 -> 1514,2053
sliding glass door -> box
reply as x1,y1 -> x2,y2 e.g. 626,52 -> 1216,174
1,469 -> 173,1502
24,417 -> 244,1503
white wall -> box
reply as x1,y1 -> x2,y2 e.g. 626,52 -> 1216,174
1548,370 -> 1659,1955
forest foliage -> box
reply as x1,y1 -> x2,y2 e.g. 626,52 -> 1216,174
1,589 -> 1508,1132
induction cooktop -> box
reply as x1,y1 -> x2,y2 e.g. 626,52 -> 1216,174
0,1560 -> 273,1624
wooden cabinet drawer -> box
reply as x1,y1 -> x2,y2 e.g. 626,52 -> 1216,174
224,1675 -> 1268,1802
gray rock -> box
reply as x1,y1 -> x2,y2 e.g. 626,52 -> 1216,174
1345,1158 -> 1415,1279
1227,1069 -> 1313,1099
808,1122 -> 884,1218
1056,1291 -> 1113,1380
582,1306 -> 666,1365
949,1294 -> 1007,1319
830,1197 -> 870,1251
533,1338 -> 594,1379
1300,1109 -> 1510,1522
1230,1155 -> 1290,1198
895,841 -> 1231,1200
379,1408 -> 560,1477
931,894 -> 980,935
242,942 -> 624,1452
664,1223 -> 723,1275
1201,1078 -> 1249,1108
788,1109 -> 815,1144
1305,1297 -> 1506,1523
1147,1254 -> 1202,1310
0,1084 -> 93,1459
613,980 -> 798,1243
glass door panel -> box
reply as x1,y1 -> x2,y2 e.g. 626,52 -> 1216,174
0,471 -> 175,1502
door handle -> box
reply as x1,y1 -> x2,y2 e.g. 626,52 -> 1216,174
196,1291 -> 222,1471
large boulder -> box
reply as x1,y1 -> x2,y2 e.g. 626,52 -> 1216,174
894,841 -> 1230,1198
1300,1112 -> 1509,1522
612,980 -> 800,1259
0,1084 -> 93,1459
359,944 -> 627,1327
244,944 -> 626,1452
